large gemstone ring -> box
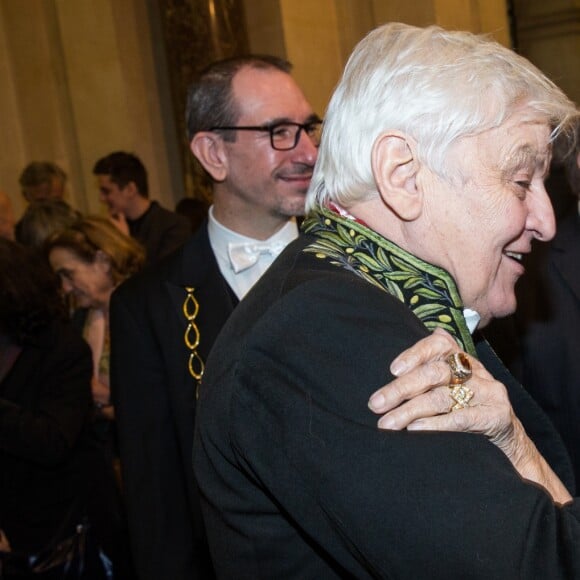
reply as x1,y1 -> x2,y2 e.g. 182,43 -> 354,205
446,352 -> 472,385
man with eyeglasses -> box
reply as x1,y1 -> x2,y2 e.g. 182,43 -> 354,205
109,55 -> 320,580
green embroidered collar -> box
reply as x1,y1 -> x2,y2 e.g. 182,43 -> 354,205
301,207 -> 476,356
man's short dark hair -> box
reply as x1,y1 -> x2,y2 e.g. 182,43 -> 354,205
185,55 -> 292,142
93,151 -> 149,198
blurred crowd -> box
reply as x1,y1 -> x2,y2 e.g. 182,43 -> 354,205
0,153 -> 203,579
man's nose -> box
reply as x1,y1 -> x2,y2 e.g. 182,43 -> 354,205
527,183 -> 556,242
293,129 -> 319,165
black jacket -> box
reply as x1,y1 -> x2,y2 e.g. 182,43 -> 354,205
110,223 -> 236,580
0,321 -> 93,552
195,234 -> 580,579
128,200 -> 191,265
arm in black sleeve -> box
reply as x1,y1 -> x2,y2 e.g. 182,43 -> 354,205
200,277 -> 580,579
0,323 -> 92,466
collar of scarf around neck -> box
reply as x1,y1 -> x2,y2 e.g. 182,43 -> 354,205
301,207 -> 476,357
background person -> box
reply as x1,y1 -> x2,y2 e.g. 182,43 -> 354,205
46,216 -> 145,427
110,54 -> 320,580
175,196 -> 209,233
45,217 -> 144,578
18,161 -> 66,204
193,23 -> 580,579
0,239 -> 123,578
93,151 -> 190,265
15,199 -> 80,253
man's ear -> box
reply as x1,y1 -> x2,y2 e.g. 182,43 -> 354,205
371,132 -> 422,221
190,132 -> 228,182
125,181 -> 140,198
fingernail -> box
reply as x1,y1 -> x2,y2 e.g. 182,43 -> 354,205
368,393 -> 385,411
378,415 -> 396,429
390,358 -> 407,376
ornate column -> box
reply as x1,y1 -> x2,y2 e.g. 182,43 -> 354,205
513,0 -> 580,105
156,0 -> 248,201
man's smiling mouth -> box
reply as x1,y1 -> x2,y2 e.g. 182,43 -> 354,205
503,250 -> 523,263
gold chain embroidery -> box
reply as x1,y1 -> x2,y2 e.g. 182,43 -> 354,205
183,287 -> 204,392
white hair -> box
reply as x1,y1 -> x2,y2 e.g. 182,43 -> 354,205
307,23 -> 579,211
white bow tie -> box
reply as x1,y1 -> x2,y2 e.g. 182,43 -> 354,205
227,241 -> 287,273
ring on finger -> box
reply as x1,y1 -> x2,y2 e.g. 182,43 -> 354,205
449,383 -> 474,411
446,352 -> 472,385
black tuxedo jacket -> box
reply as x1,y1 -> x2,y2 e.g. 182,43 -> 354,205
194,234 -> 580,579
110,223 -> 236,580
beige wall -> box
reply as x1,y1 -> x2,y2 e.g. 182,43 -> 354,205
1,0 -> 576,225
514,0 -> 580,106
244,0 -> 511,118
0,1 -> 67,219
0,0 -> 179,221
279,0 -> 343,118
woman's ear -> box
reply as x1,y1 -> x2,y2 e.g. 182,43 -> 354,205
371,132 -> 423,221
190,132 -> 228,182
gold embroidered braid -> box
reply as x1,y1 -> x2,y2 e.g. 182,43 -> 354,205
301,208 -> 476,356
183,287 -> 204,392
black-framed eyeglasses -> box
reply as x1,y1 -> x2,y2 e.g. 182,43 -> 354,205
209,119 -> 323,151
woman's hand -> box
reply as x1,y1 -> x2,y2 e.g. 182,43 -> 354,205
368,329 -> 515,451
368,328 -> 572,504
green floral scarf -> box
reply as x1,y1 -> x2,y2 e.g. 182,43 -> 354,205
301,207 -> 476,357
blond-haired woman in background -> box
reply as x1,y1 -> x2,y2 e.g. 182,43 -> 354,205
46,216 -> 145,423
45,217 -> 144,579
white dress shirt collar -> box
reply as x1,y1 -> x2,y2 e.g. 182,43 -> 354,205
207,206 -> 299,299
463,308 -> 481,334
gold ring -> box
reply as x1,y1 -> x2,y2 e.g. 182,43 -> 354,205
449,384 -> 474,411
446,352 -> 472,385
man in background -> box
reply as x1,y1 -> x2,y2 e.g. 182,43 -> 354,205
19,161 -> 67,203
110,55 -> 320,579
94,151 -> 191,265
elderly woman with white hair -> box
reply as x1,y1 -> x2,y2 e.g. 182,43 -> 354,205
194,23 -> 580,579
